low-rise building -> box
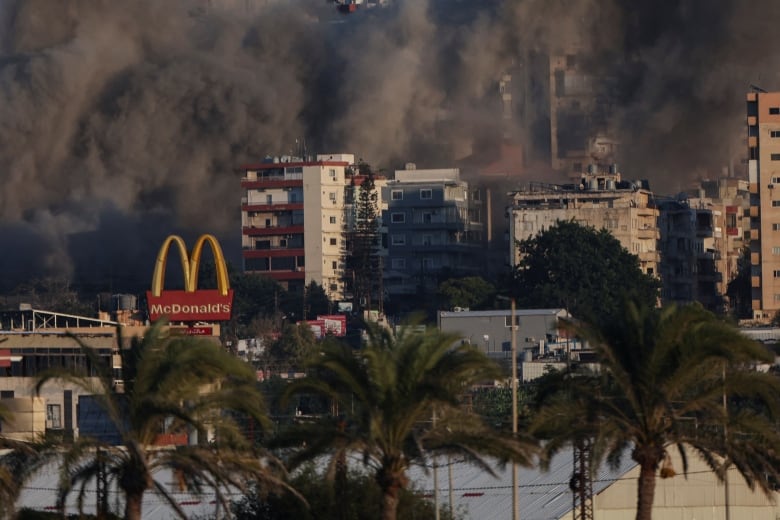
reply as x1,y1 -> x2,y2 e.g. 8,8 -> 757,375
508,165 -> 660,277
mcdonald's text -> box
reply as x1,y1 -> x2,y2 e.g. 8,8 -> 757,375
147,289 -> 234,322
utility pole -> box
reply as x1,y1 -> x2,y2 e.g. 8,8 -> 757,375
511,298 -> 519,520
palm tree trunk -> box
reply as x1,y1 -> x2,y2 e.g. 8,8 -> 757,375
635,461 -> 656,520
378,467 -> 407,520
125,491 -> 144,520
381,482 -> 401,520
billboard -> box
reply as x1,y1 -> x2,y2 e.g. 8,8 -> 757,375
306,314 -> 347,338
146,234 -> 234,322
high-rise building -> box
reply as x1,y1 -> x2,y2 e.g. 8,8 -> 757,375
746,91 -> 780,320
239,154 -> 356,301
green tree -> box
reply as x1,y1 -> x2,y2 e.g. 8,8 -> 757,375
36,321 -> 288,520
512,220 -> 659,326
304,281 -> 332,319
279,324 -> 535,520
266,322 -> 318,372
438,276 -> 496,310
232,464 -> 460,520
531,302 -> 780,520
345,165 -> 381,312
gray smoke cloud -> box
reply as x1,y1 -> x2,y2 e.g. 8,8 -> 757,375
0,0 -> 777,292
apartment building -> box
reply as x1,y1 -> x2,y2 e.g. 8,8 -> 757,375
746,91 -> 780,320
657,177 -> 750,312
508,165 -> 659,276
382,166 -> 484,298
747,91 -> 780,320
239,154 -> 356,301
657,197 -> 724,311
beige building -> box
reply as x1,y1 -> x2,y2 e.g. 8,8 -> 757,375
747,91 -> 780,320
240,154 -> 371,302
508,165 -> 659,276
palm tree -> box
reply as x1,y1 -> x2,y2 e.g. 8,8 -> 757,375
36,320 -> 288,520
531,302 -> 780,520
280,323 -> 536,520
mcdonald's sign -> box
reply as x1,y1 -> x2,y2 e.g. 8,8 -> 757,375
146,234 -> 234,322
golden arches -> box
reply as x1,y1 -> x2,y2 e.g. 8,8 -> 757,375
149,234 -> 230,297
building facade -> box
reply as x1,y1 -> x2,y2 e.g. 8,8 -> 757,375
747,91 -> 780,320
382,166 -> 484,298
240,154 -> 356,301
508,165 -> 660,277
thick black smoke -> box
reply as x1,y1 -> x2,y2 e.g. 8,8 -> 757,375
0,0 -> 777,293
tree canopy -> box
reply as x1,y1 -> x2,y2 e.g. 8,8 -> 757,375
511,220 -> 659,325
531,302 -> 780,520
35,321 -> 286,520
438,276 -> 495,310
278,323 -> 535,520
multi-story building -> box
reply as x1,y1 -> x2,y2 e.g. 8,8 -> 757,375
508,165 -> 659,277
382,166 -> 484,298
657,197 -> 724,311
747,91 -> 780,320
239,154 -> 356,301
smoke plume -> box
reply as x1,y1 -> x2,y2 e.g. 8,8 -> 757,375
0,0 -> 777,293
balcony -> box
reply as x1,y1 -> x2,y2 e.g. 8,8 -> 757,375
243,248 -> 305,259
242,202 -> 304,212
243,225 -> 304,236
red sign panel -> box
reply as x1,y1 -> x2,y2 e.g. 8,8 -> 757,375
146,289 -> 234,322
306,315 -> 347,338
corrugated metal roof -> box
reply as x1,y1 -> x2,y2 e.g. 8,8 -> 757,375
16,462 -> 240,519
408,450 -> 636,520
16,449 -> 637,519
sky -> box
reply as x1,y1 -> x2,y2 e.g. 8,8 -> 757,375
0,0 -> 778,292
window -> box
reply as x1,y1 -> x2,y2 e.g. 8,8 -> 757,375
773,176 -> 780,183
772,130 -> 780,138
266,194 -> 273,204
422,235 -> 432,246
391,190 -> 403,200
771,107 -> 780,115
420,189 -> 432,200
774,247 -> 780,255
775,294 -> 780,302
504,315 -> 520,327
332,261 -> 338,269
391,258 -> 406,269
329,192 -> 337,201
329,238 -> 337,246
772,154 -> 780,161
329,168 -> 336,178
774,270 -> 780,278
391,234 -> 406,246
330,283 -> 338,291
286,166 -> 303,174
774,223 -> 780,231
391,212 -> 405,223
773,201 -> 780,207
329,216 -> 337,224
46,404 -> 62,429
